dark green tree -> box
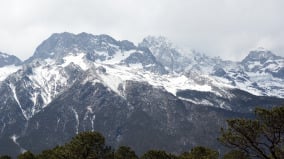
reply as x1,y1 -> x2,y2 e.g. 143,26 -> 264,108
35,132 -> 113,159
114,146 -> 138,159
64,131 -> 109,159
179,146 -> 219,159
141,150 -> 177,159
222,150 -> 250,159
219,106 -> 284,159
179,152 -> 191,159
17,151 -> 36,159
36,146 -> 67,159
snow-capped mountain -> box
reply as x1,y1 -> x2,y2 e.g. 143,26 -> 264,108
141,36 -> 284,98
0,32 -> 284,157
0,52 -> 22,81
140,36 -> 229,74
242,48 -> 284,77
0,51 -> 21,67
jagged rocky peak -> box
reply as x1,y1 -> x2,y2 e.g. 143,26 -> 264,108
242,47 -> 282,64
27,32 -> 137,63
23,32 -> 166,74
240,47 -> 284,78
139,36 -> 192,72
140,36 -> 173,49
139,36 -> 180,59
0,51 -> 22,67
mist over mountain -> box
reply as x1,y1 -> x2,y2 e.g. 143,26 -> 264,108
0,32 -> 283,157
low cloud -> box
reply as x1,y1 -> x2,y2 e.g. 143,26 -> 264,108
0,0 -> 283,61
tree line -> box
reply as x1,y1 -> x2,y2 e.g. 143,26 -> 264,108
1,106 -> 284,159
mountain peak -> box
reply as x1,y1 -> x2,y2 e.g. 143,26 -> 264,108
0,51 -> 22,67
26,32 -> 168,73
140,36 -> 173,49
242,48 -> 282,64
240,48 -> 284,77
26,32 -> 123,63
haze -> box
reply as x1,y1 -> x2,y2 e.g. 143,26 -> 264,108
0,0 -> 283,61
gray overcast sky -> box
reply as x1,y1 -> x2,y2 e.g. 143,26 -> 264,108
0,0 -> 284,61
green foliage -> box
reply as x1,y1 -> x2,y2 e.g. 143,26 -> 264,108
17,151 -> 36,159
114,146 -> 138,159
12,132 -> 221,159
35,131 -> 113,159
179,146 -> 219,159
219,106 -> 284,159
65,131 -> 106,159
141,150 -> 177,159
179,152 -> 191,159
36,146 -> 66,159
222,150 -> 250,159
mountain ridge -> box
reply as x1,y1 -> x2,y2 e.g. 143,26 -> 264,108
0,32 -> 284,157
0,51 -> 22,67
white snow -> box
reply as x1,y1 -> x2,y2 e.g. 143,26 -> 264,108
92,64 -> 220,97
178,97 -> 214,106
10,134 -> 26,153
91,115 -> 96,132
247,61 -> 260,70
0,65 -> 21,81
97,69 -> 125,95
55,118 -> 61,131
93,61 -> 284,100
71,108 -> 79,134
84,106 -> 95,132
61,53 -> 89,70
2,42 -> 283,122
96,49 -> 138,64
30,92 -> 38,115
87,106 -> 93,113
29,63 -> 68,107
9,84 -> 29,120
0,53 -> 9,58
84,106 -> 93,120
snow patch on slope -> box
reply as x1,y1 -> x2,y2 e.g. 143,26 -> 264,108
61,53 -> 89,70
72,108 -> 79,134
28,63 -> 68,107
178,97 -> 214,106
0,65 -> 21,81
96,49 -> 140,64
10,134 -> 26,153
9,84 -> 29,120
84,106 -> 96,132
93,64 -> 222,97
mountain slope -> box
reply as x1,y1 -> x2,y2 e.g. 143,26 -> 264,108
141,37 -> 284,98
0,33 -> 284,157
0,52 -> 22,81
0,52 -> 21,67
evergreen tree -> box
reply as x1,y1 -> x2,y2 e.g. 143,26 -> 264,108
141,150 -> 177,159
179,146 -> 218,159
17,151 -> 36,159
219,106 -> 284,159
64,131 -> 111,159
114,146 -> 138,159
36,146 -> 67,159
222,150 -> 250,159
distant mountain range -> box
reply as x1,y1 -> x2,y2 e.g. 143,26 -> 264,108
0,32 -> 284,157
